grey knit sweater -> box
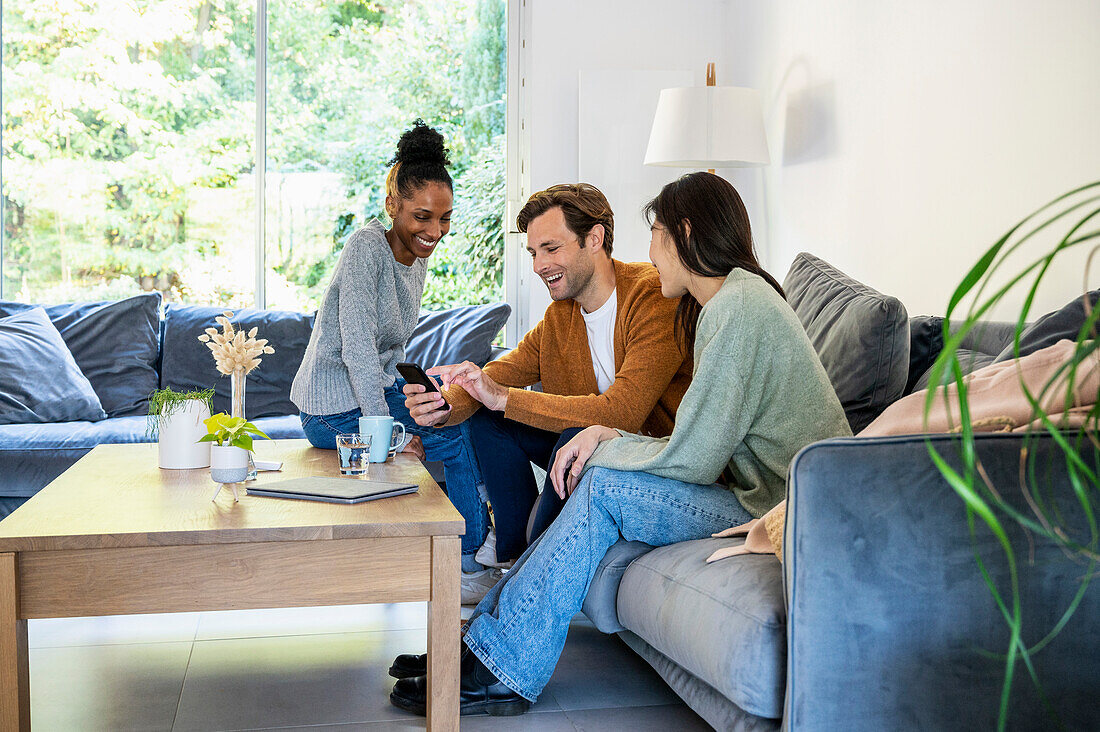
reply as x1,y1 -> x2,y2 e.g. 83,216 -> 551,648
290,219 -> 428,417
587,270 -> 851,518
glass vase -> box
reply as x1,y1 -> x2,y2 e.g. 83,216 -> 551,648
229,369 -> 257,480
230,369 -> 246,419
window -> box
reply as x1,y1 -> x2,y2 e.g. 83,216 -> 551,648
2,0 -> 508,314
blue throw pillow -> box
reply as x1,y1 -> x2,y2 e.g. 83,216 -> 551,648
160,305 -> 316,419
0,293 -> 162,418
0,308 -> 107,425
405,303 -> 512,368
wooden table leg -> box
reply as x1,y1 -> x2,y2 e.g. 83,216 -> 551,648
426,535 -> 460,731
1,552 -> 30,731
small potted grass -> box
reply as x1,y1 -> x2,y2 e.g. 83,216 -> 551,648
148,387 -> 215,469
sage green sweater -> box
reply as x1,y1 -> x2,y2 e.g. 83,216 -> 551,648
587,270 -> 851,518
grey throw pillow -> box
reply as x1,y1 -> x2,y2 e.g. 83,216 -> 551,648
0,308 -> 108,425
912,320 -> 1017,391
405,303 -> 512,368
993,289 -> 1100,363
783,253 -> 909,433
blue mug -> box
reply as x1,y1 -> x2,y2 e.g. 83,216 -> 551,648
358,415 -> 407,463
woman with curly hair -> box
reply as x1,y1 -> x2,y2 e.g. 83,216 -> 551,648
291,120 -> 491,586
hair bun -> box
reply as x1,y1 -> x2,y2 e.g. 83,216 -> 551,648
390,119 -> 451,167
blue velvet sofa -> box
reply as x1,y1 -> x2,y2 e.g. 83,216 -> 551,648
0,293 -> 510,520
578,256 -> 1100,730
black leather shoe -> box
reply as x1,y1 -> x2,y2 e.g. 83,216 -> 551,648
389,646 -> 531,716
388,652 -> 426,679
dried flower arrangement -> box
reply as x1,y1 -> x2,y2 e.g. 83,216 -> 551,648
198,312 -> 275,376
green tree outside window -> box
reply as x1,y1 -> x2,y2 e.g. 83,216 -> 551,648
2,0 -> 506,312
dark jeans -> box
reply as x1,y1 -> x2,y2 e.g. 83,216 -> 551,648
466,407 -> 582,563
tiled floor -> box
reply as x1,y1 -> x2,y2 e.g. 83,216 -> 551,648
26,603 -> 711,731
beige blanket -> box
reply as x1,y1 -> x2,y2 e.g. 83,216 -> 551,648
861,338 -> 1099,437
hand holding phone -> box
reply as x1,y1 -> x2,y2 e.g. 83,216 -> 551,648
398,362 -> 450,427
397,362 -> 439,393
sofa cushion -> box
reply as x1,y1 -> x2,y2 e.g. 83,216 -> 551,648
405,303 -> 512,368
619,632 -> 781,730
993,289 -> 1100,363
615,537 -> 787,720
247,414 -> 311,440
782,253 -> 909,433
580,538 -> 654,632
160,305 -> 315,420
0,415 -> 152,451
0,308 -> 108,425
0,293 -> 162,418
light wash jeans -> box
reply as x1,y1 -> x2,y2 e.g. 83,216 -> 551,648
462,466 -> 754,701
298,379 -> 490,556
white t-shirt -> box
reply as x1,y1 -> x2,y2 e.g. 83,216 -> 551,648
581,289 -> 618,394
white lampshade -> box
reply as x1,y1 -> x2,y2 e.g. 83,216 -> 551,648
644,86 -> 770,168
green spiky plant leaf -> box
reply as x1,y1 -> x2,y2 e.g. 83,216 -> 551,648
923,180 -> 1100,730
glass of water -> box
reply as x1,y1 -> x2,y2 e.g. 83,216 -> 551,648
336,433 -> 372,476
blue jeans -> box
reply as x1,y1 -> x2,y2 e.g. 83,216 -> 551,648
298,380 -> 490,556
462,466 -> 754,701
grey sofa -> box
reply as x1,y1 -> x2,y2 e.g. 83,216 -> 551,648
0,294 -> 510,519
579,255 -> 1100,730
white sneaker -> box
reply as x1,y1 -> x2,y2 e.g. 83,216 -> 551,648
474,528 -> 514,569
460,567 -> 503,605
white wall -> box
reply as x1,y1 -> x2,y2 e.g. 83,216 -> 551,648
523,0 -> 1100,326
523,0 -> 739,321
731,0 -> 1100,317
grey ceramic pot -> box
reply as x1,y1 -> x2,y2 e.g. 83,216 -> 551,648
210,445 -> 249,483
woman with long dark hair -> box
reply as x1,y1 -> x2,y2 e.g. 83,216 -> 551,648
388,172 -> 851,717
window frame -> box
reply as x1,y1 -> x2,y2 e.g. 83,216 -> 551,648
503,0 -> 531,346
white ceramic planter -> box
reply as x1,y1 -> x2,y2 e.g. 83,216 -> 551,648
209,444 -> 250,484
157,400 -> 212,469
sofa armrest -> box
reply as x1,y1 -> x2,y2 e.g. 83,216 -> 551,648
784,434 -> 1100,731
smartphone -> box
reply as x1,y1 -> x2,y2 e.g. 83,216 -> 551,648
396,361 -> 440,394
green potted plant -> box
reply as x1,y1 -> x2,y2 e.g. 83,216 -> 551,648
200,412 -> 270,486
147,387 -> 215,469
924,180 -> 1099,730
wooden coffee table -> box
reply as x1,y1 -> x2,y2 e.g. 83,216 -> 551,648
0,440 -> 463,731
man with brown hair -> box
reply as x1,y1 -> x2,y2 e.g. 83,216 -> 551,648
403,182 -> 691,581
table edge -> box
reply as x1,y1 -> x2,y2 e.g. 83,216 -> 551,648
0,519 -> 465,553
